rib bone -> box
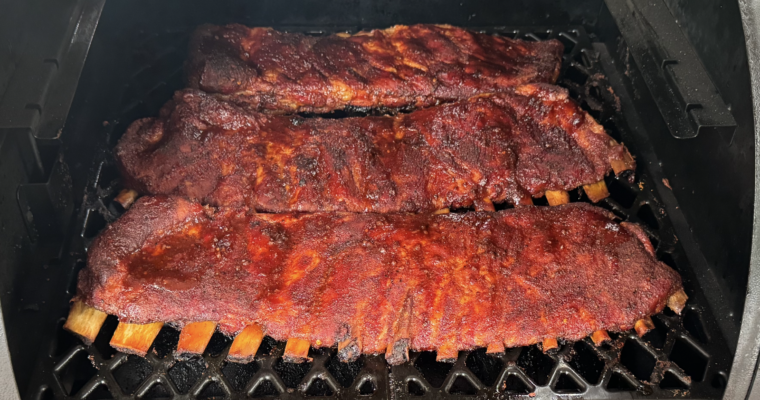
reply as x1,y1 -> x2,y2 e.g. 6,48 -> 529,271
590,330 -> 611,346
486,342 -> 505,354
283,338 -> 311,363
115,189 -> 139,209
338,338 -> 361,363
110,321 -> 163,356
609,139 -> 636,175
542,338 -> 559,352
228,324 -> 264,363
667,290 -> 688,314
176,321 -> 217,356
63,301 -> 108,344
583,181 -> 610,202
545,190 -> 570,206
634,317 -> 655,337
435,343 -> 459,363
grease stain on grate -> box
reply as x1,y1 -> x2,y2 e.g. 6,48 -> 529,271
465,348 -> 503,387
502,373 -> 532,394
620,339 -> 657,381
221,361 -> 259,392
516,345 -> 555,386
113,355 -> 153,395
568,341 -> 604,385
413,351 -> 454,388
251,379 -> 279,398
167,358 -> 206,394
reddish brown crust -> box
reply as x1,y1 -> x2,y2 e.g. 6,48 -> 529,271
186,24 -> 564,113
77,196 -> 682,362
115,86 -> 633,213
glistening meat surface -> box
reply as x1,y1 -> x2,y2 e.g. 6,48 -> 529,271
116,85 -> 634,212
186,24 -> 563,113
77,196 -> 682,363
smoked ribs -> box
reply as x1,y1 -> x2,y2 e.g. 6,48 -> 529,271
116,84 -> 634,213
186,24 -> 564,113
76,196 -> 683,363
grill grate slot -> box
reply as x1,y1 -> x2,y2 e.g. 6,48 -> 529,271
27,26 -> 732,399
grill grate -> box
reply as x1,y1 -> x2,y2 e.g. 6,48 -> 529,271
27,26 -> 731,399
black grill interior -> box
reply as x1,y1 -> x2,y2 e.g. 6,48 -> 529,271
21,18 -> 733,398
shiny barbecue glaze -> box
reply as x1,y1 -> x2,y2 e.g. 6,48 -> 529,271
116,85 -> 634,213
186,24 -> 564,113
77,196 -> 681,363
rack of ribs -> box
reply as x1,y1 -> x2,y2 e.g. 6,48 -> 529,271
67,196 -> 685,364
186,24 -> 564,113
115,84 -> 634,213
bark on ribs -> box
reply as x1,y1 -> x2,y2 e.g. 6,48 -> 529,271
116,85 -> 634,213
75,196 -> 683,363
186,24 -> 564,113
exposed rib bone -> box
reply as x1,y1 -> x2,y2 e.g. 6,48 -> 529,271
63,301 -> 108,344
583,181 -> 610,202
386,339 -> 409,365
667,290 -> 688,314
228,324 -> 264,363
542,338 -> 559,352
115,189 -> 139,209
545,190 -> 570,206
474,198 -> 496,212
590,330 -> 611,346
634,317 -> 655,337
386,297 -> 413,365
338,337 -> 361,363
110,321 -> 163,356
433,208 -> 450,215
609,139 -> 636,175
176,321 -> 217,356
283,338 -> 311,363
435,343 -> 458,363
486,342 -> 505,354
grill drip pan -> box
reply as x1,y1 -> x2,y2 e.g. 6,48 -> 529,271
25,25 -> 732,399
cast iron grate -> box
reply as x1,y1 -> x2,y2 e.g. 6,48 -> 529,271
27,26 -> 731,399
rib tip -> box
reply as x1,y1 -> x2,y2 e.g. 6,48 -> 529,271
545,190 -> 570,206
226,354 -> 257,364
115,189 -> 139,209
667,289 -> 688,314
634,317 -> 655,337
486,342 -> 505,355
385,339 -> 410,365
541,338 -> 559,352
63,301 -> 108,345
338,338 -> 361,363
283,338 -> 311,363
590,330 -> 611,346
109,321 -> 164,357
583,180 -> 610,202
175,321 -> 217,356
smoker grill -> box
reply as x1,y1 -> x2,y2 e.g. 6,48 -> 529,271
0,0 -> 756,399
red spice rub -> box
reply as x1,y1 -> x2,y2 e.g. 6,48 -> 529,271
186,24 -> 564,113
77,196 -> 682,363
116,85 -> 634,213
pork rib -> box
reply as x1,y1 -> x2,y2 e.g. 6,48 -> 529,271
186,24 -> 564,113
76,196 -> 682,363
116,85 -> 634,213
